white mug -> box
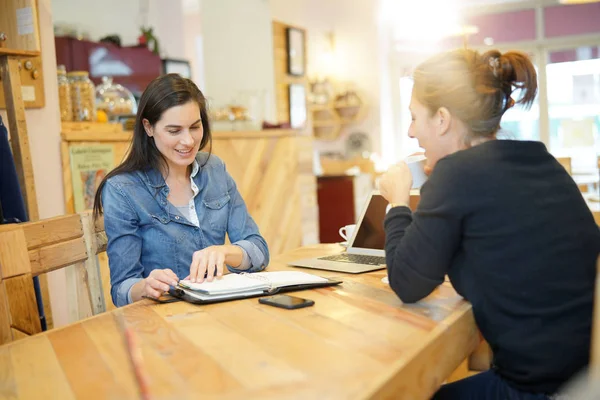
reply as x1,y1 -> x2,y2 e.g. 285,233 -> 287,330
339,224 -> 356,241
405,154 -> 428,189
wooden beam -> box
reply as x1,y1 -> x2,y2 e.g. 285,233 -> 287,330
0,282 -> 13,345
28,237 -> 88,276
0,56 -> 38,221
0,228 -> 31,278
21,213 -> 83,250
80,212 -> 106,315
0,49 -> 40,58
5,274 -> 42,335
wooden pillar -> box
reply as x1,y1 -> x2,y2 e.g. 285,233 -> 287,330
0,54 -> 39,221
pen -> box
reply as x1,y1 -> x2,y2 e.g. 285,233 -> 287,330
115,312 -> 151,400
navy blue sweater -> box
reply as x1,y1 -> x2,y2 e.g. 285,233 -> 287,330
384,140 -> 599,394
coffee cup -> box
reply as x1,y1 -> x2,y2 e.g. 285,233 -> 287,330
405,154 -> 428,189
339,224 -> 356,241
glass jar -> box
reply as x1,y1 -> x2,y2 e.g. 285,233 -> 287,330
57,65 -> 73,121
95,76 -> 137,119
67,71 -> 96,121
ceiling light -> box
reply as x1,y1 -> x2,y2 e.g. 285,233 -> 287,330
559,0 -> 600,4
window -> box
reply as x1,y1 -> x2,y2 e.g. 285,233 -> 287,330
547,47 -> 600,172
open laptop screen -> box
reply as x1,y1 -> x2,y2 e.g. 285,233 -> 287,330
350,194 -> 388,250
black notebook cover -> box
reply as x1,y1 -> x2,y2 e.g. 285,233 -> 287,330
149,277 -> 343,305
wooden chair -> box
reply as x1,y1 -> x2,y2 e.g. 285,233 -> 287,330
556,157 -> 572,175
0,211 -> 106,345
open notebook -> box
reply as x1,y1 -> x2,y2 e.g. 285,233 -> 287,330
166,271 -> 342,305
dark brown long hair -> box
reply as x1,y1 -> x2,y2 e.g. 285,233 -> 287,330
93,74 -> 212,219
412,48 -> 538,141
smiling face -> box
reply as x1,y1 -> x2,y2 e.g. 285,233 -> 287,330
407,94 -> 450,169
143,100 -> 203,174
408,89 -> 469,170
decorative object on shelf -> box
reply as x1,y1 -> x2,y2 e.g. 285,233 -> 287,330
286,27 -> 305,76
162,58 -> 191,79
138,26 -> 160,55
229,105 -> 250,121
345,132 -> 372,159
334,89 -> 363,120
310,87 -> 366,141
67,71 -> 96,122
309,79 -> 333,105
0,32 -> 6,48
57,65 -> 73,121
95,76 -> 137,120
99,35 -> 122,47
289,84 -> 307,129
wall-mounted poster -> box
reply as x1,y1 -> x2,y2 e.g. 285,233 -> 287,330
69,145 -> 114,212
289,83 -> 307,129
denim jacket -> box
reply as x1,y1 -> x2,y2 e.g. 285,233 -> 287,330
102,152 -> 269,306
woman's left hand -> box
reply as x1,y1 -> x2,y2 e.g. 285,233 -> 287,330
379,162 -> 412,205
187,245 -> 243,283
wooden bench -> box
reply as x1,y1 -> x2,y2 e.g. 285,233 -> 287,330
0,211 -> 106,344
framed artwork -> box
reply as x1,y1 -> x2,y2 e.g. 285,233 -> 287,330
289,84 -> 307,129
69,145 -> 114,212
162,58 -> 192,79
286,27 -> 305,76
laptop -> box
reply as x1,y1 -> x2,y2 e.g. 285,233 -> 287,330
289,191 -> 388,273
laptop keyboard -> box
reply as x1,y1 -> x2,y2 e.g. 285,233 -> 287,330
318,254 -> 386,266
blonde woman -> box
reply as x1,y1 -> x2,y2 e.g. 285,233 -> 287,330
379,49 -> 600,399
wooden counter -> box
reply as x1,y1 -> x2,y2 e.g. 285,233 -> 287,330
0,244 -> 478,399
61,122 -> 319,308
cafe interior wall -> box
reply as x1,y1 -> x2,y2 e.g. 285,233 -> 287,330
270,0 -> 395,167
201,0 -> 278,124
51,0 -> 186,59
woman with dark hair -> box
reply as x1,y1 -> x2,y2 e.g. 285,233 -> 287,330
379,49 -> 600,399
93,74 -> 269,307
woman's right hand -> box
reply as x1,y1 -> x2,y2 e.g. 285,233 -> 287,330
135,269 -> 179,300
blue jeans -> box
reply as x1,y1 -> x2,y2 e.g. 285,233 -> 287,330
432,370 -> 551,400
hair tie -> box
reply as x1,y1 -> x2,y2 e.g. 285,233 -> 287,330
489,57 -> 500,77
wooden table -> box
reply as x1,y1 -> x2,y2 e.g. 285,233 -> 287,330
584,193 -> 600,225
0,244 -> 478,400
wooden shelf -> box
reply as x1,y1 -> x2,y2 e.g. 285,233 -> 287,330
313,125 -> 341,141
0,48 -> 40,58
310,100 -> 365,141
313,120 -> 338,128
61,122 -> 301,141
310,104 -> 330,112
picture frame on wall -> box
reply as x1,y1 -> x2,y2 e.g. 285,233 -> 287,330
289,84 -> 307,129
162,58 -> 192,79
286,27 -> 305,76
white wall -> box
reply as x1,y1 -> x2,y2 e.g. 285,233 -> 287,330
201,0 -> 277,125
270,0 -> 388,163
1,0 -> 69,327
51,0 -> 186,59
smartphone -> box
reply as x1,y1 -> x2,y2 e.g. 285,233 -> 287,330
259,294 -> 315,310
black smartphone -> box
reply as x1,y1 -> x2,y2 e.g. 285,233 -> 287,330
259,294 -> 315,310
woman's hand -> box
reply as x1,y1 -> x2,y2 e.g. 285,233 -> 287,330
379,162 -> 412,206
188,245 -> 243,283
132,268 -> 179,301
